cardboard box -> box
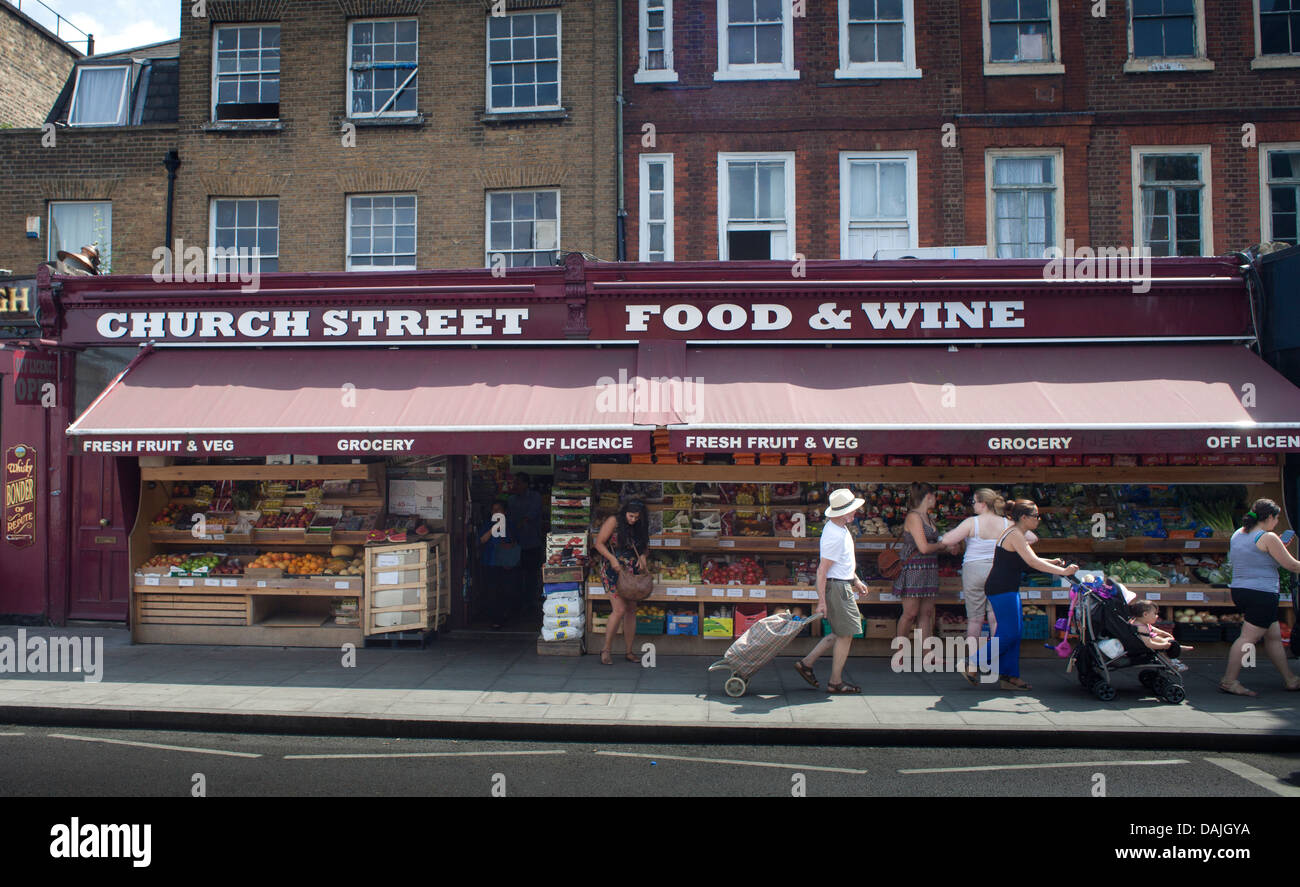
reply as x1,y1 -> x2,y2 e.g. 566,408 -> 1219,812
702,617 -> 734,637
864,618 -> 895,639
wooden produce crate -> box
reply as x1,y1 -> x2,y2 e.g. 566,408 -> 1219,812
136,592 -> 249,626
363,535 -> 449,636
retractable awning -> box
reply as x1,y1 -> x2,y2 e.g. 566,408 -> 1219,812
666,344 -> 1300,454
68,347 -> 651,456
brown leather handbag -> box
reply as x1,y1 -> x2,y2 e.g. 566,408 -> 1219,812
877,547 -> 903,580
615,541 -> 654,601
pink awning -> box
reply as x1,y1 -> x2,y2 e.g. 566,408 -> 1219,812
68,347 -> 651,456
668,344 -> 1300,454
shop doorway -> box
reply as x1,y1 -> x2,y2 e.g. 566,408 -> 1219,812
68,453 -> 130,620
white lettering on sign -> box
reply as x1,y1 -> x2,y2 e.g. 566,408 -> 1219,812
987,437 -> 1073,451
521,437 -> 635,452
624,301 -> 1018,335
1206,434 -> 1300,450
92,307 -> 534,340
336,439 -> 416,453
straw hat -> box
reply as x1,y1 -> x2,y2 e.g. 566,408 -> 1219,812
56,245 -> 100,274
824,488 -> 865,518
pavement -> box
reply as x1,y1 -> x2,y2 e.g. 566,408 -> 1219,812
2,625 -> 1298,749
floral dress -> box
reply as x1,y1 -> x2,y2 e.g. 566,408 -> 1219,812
893,514 -> 939,598
601,527 -> 644,591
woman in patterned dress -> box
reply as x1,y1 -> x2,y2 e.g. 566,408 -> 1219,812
894,483 -> 947,643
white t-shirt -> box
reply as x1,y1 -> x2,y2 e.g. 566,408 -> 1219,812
820,519 -> 856,580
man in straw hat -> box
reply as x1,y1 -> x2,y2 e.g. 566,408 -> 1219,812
793,488 -> 867,693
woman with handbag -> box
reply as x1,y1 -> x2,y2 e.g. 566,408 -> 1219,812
894,483 -> 948,644
594,499 -> 650,665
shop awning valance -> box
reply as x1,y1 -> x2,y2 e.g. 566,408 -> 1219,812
67,347 -> 652,456
666,344 -> 1300,454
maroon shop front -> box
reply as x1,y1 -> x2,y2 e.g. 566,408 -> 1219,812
9,255 -> 1299,641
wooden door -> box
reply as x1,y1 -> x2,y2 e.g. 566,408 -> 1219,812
68,454 -> 129,620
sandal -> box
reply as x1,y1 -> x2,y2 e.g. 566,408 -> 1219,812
794,661 -> 819,688
625,653 -> 639,663
961,668 -> 981,687
999,677 -> 1032,691
600,650 -> 612,665
1283,677 -> 1300,692
826,681 -> 861,694
1218,680 -> 1257,697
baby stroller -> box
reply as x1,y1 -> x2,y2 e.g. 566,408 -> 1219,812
1064,576 -> 1185,705
708,610 -> 812,698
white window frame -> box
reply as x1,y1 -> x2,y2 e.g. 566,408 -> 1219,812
714,0 -> 799,81
208,198 -> 280,274
638,154 -> 675,262
1253,0 -> 1300,69
347,18 -> 420,119
1130,145 -> 1213,256
1260,142 -> 1300,244
47,201 -> 112,267
981,0 -> 1064,76
636,0 -> 678,83
67,65 -> 131,126
839,151 -> 918,259
1124,0 -> 1213,73
346,194 -> 418,271
984,148 -> 1065,259
484,188 -> 562,268
485,10 -> 562,113
717,151 -> 796,260
211,23 -> 282,121
836,0 -> 922,79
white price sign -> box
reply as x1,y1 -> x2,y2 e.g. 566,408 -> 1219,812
178,578 -> 195,587
589,585 -> 605,596
1052,589 -> 1071,600
376,554 -> 402,567
204,578 -> 220,587
726,588 -> 744,598
144,576 -> 160,586
1184,541 -> 1201,550
749,589 -> 766,599
257,580 -> 267,588
879,592 -> 900,602
719,540 -> 736,548
711,588 -> 728,597
861,542 -> 887,550
334,581 -> 351,590
1022,590 -> 1042,599
221,579 -> 238,588
1146,592 -> 1161,600
376,571 -> 400,586
778,540 -> 795,549
1185,591 -> 1205,602
663,538 -> 682,547
648,538 -> 663,547
669,587 -> 697,597
792,589 -> 818,600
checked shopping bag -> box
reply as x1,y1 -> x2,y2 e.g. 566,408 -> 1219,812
724,612 -> 808,678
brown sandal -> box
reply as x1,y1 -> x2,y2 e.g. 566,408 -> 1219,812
999,677 -> 1032,691
826,681 -> 861,694
794,661 -> 819,688
1218,680 -> 1257,697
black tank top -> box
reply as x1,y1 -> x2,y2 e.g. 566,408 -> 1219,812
985,528 -> 1031,597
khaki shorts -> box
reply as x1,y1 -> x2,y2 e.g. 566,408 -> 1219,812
824,578 -> 863,637
961,560 -> 994,622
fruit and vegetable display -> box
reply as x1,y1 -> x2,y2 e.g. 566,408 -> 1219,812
285,553 -> 328,575
178,554 -> 221,573
1104,560 -> 1168,586
256,509 -> 315,529
140,553 -> 187,569
322,556 -> 364,576
248,551 -> 296,570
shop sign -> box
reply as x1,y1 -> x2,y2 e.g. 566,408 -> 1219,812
72,431 -> 649,457
0,279 -> 38,338
671,429 -> 1300,455
5,445 -> 37,548
12,349 -> 58,405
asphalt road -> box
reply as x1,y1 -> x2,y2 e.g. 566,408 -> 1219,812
1,725 -> 1297,798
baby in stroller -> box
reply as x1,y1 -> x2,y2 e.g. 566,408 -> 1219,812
1070,578 -> 1186,704
1128,599 -> 1192,673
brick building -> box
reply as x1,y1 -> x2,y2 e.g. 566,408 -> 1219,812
0,0 -> 82,129
622,0 -> 1300,262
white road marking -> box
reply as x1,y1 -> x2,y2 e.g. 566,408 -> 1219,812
284,750 -> 569,760
1204,757 -> 1300,797
595,751 -> 867,775
49,733 -> 261,758
901,759 -> 1188,775
0,732 -> 24,736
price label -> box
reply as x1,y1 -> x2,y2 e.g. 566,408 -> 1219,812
204,578 -> 220,587
648,538 -> 663,547
377,571 -> 400,586
210,534 -> 225,541
221,579 -> 238,588
589,585 -> 605,596
144,576 -> 160,586
178,578 -> 195,587
861,542 -> 887,550
376,554 -> 402,567
670,587 -> 696,597
726,588 -> 744,598
792,589 -> 818,600
1184,541 -> 1201,550
778,540 -> 795,549
256,580 -> 267,588
879,592 -> 899,602
749,589 -> 766,599
334,581 -> 350,590
663,538 -> 682,547
718,540 -> 735,548
1052,589 -> 1071,600
1024,590 -> 1042,600
1185,591 -> 1205,602
1146,592 -> 1161,600
711,588 -> 728,597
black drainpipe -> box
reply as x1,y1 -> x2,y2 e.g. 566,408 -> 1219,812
163,150 -> 181,247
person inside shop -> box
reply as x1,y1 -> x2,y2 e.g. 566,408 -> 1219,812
1219,498 -> 1300,697
979,499 -> 1077,691
939,488 -> 1037,682
894,483 -> 948,646
508,474 -> 545,608
793,488 -> 862,694
478,500 -> 523,631
594,499 -> 649,665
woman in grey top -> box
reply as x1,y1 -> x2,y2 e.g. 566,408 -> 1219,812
1219,499 -> 1300,697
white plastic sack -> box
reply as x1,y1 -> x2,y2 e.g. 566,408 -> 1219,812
540,625 -> 583,641
542,615 -> 585,632
1097,637 -> 1125,660
542,595 -> 583,617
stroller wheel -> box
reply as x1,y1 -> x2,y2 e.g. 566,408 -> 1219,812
724,675 -> 747,698
1138,669 -> 1158,690
1159,683 -> 1186,705
1092,681 -> 1117,702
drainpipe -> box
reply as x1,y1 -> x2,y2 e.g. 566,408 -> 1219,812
163,150 -> 181,248
615,0 -> 627,261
